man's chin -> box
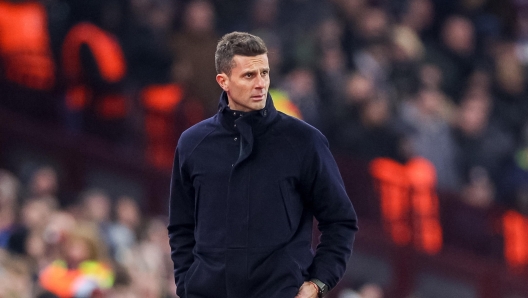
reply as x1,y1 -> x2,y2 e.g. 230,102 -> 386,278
249,101 -> 266,111
256,103 -> 266,111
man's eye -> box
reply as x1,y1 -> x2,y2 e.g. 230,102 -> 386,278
245,73 -> 253,78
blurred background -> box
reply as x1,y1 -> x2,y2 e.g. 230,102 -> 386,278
1,0 -> 528,297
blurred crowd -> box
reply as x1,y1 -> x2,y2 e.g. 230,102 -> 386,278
1,0 -> 527,209
0,166 -> 175,297
2,0 -> 528,297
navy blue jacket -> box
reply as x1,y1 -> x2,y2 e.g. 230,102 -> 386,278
168,92 -> 357,298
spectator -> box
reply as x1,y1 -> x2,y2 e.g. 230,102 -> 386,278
399,87 -> 459,191
335,93 -> 406,162
356,7 -> 390,45
41,211 -> 78,267
78,189 -> 112,224
357,283 -> 384,298
279,68 -> 321,126
333,0 -> 369,68
77,189 -> 115,255
248,0 -> 279,33
277,0 -> 334,69
338,282 -> 384,298
248,0 -> 286,83
27,166 -> 59,199
170,0 -> 220,117
398,0 -> 435,40
352,8 -> 392,94
325,71 -> 369,143
0,251 -> 33,298
389,25 -> 425,102
452,87 -> 515,194
8,196 -> 58,255
108,196 -> 141,263
39,221 -> 114,298
121,217 -> 174,298
0,170 -> 20,249
491,41 -> 528,141
418,63 -> 444,91
315,43 -> 349,136
425,15 -> 479,101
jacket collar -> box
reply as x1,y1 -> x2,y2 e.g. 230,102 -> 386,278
217,91 -> 278,133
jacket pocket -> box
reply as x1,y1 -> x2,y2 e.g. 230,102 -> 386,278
279,180 -> 303,232
183,259 -> 200,294
248,247 -> 304,294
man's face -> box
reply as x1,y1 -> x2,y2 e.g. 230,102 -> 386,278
217,54 -> 270,112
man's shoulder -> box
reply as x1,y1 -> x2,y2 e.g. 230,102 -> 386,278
275,112 -> 326,143
273,113 -> 330,156
178,116 -> 218,152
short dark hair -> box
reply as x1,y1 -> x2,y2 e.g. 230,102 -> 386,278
215,31 -> 268,76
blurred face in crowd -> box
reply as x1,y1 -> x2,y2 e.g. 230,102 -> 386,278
361,97 -> 390,127
457,89 -> 491,136
286,68 -> 316,98
116,196 -> 140,230
402,0 -> 434,33
345,73 -> 375,105
462,166 -> 494,209
216,54 -> 270,112
21,199 -> 54,231
184,0 -> 215,33
63,236 -> 92,267
43,211 -> 76,245
0,170 -> 19,208
29,166 -> 58,198
83,192 -> 111,223
442,15 -> 475,55
358,283 -> 384,298
417,88 -> 443,116
340,0 -> 367,21
359,8 -> 389,40
495,43 -> 525,95
320,47 -> 346,74
419,63 -> 443,89
61,223 -> 106,267
318,18 -> 343,47
252,0 -> 278,27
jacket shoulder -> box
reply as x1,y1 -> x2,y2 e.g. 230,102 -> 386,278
177,116 -> 218,156
275,112 -> 328,146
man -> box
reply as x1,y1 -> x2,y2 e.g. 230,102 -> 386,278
168,32 -> 358,298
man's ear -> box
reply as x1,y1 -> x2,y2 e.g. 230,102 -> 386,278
216,74 -> 229,91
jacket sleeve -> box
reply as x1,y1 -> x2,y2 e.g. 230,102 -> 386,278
167,147 -> 196,297
301,131 -> 358,290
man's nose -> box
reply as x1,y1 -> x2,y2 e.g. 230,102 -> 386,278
255,74 -> 265,88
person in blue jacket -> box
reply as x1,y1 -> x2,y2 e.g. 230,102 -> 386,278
168,31 -> 358,298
